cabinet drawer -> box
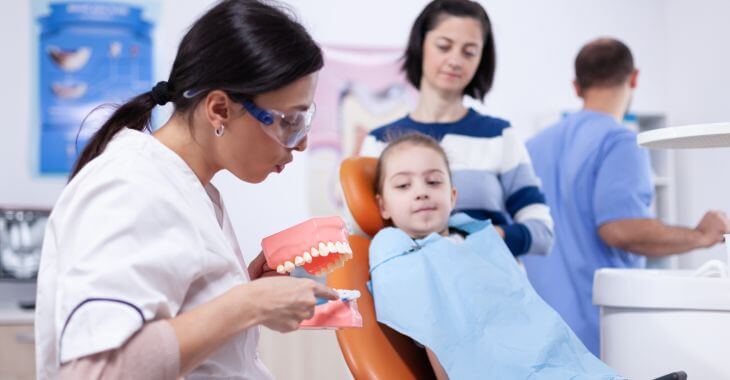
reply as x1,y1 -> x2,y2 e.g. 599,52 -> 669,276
0,324 -> 36,380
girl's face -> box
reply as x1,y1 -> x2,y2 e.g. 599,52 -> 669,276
377,144 -> 457,239
420,15 -> 484,96
216,72 -> 318,183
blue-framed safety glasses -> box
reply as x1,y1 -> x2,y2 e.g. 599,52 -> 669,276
183,88 -> 316,148
232,95 -> 316,149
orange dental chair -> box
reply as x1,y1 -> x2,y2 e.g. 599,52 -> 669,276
328,157 -> 435,380
330,160 -> 691,380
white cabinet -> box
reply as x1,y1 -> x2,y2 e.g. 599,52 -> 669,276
0,308 -> 35,380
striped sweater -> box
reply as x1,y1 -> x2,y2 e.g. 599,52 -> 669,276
359,108 -> 553,256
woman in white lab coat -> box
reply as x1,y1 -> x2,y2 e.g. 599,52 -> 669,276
34,1 -> 338,378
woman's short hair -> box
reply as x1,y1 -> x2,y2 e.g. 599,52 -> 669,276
402,0 -> 496,100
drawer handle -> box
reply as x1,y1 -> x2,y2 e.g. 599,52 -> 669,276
15,332 -> 35,344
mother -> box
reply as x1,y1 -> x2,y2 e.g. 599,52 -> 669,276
360,0 -> 553,257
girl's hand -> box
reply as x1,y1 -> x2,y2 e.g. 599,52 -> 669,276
494,225 -> 505,238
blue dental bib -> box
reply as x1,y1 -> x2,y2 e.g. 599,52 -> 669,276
369,214 -> 622,379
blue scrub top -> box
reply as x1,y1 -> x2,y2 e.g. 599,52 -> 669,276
521,109 -> 654,356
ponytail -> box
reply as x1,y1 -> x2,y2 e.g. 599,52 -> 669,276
69,82 -> 170,180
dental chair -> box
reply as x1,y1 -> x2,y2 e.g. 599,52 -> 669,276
331,157 -> 690,380
329,156 -> 435,380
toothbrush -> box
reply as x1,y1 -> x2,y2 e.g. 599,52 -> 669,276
315,289 -> 361,305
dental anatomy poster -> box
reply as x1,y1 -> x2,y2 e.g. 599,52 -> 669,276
308,46 -> 417,215
35,1 -> 156,174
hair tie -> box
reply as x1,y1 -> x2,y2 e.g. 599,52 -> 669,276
150,81 -> 171,106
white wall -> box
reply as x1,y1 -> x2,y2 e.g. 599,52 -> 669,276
664,0 -> 730,268
478,0 -> 670,139
0,2 -> 66,207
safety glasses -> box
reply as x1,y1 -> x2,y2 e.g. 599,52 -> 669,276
230,94 -> 315,149
183,89 -> 316,148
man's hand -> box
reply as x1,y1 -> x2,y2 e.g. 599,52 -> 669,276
694,210 -> 730,248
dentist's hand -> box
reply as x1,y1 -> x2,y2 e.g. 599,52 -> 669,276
245,277 -> 338,332
694,210 -> 730,248
171,276 -> 337,375
248,250 -> 280,280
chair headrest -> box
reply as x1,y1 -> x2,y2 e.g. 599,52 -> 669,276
339,157 -> 387,237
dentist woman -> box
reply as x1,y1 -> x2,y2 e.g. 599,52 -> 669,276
35,0 -> 338,378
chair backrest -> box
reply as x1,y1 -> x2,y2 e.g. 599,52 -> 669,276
338,156 -> 385,236
329,156 -> 434,380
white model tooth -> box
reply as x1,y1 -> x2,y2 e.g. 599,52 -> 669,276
343,242 -> 352,254
276,265 -> 286,274
284,261 -> 295,272
327,241 -> 337,253
311,247 -> 319,257
335,241 -> 345,253
303,252 -> 312,263
294,256 -> 304,266
318,242 -> 330,256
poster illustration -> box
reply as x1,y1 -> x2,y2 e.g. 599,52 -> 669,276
36,1 -> 155,174
308,46 -> 417,215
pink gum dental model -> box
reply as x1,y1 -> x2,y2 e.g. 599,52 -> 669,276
261,216 -> 353,276
262,217 -> 362,330
300,289 -> 363,329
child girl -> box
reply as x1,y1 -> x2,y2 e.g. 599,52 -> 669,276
369,132 -> 622,379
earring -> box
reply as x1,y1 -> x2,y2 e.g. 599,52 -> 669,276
215,124 -> 225,137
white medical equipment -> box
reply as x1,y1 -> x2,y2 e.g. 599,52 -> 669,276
594,123 -> 730,379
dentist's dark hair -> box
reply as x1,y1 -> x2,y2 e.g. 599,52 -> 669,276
402,0 -> 496,100
70,0 -> 323,180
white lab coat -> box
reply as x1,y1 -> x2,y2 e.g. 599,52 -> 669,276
35,128 -> 273,379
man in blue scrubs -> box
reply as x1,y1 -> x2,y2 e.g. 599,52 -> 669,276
522,38 -> 730,356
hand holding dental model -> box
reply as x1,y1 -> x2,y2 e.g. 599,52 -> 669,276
261,216 -> 363,329
240,276 -> 339,332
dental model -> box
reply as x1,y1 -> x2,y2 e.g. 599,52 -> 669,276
300,289 -> 363,329
261,216 -> 353,276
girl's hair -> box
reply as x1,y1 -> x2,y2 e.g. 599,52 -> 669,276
70,0 -> 323,180
401,0 -> 496,100
374,132 -> 452,195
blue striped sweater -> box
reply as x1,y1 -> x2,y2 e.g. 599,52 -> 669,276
359,108 -> 553,256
